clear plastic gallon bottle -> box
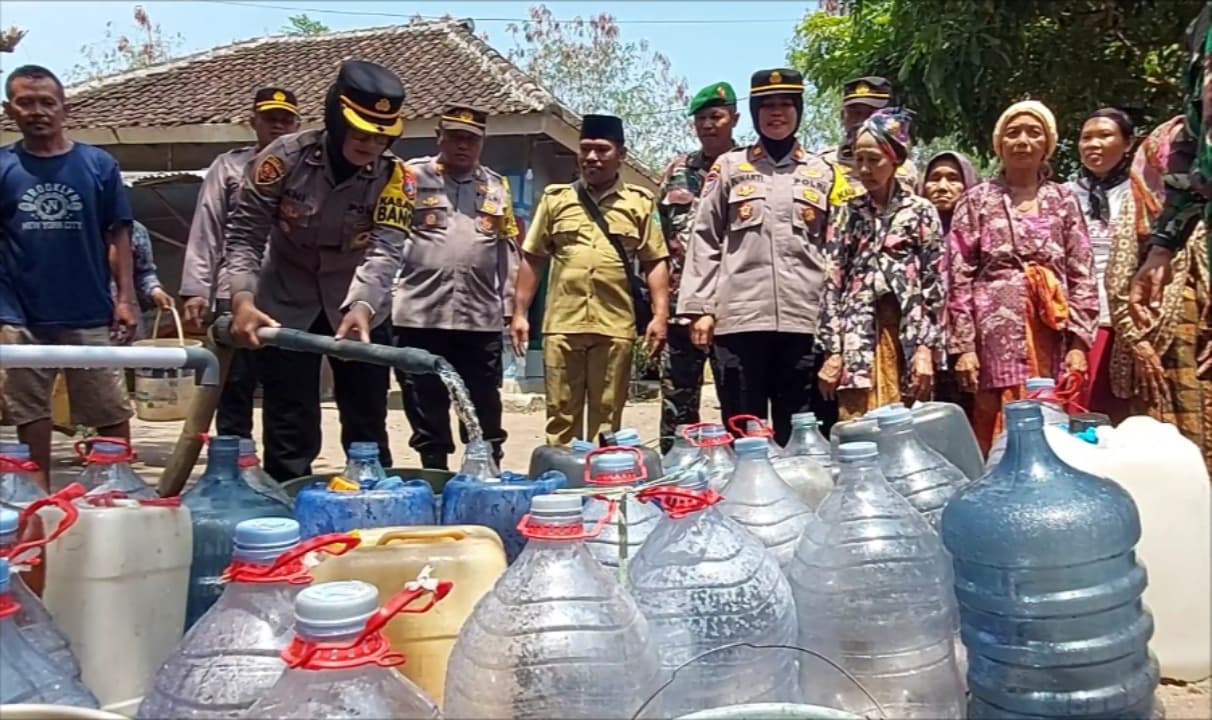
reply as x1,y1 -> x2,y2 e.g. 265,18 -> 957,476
0,442 -> 46,505
870,406 -> 967,529
729,414 -> 786,457
771,414 -> 833,509
75,437 -> 156,498
783,412 -> 834,474
661,424 -> 701,475
683,423 -> 737,490
583,447 -> 662,571
789,441 -> 964,719
443,494 -> 660,719
342,441 -> 390,486
239,438 -> 293,507
719,437 -> 813,568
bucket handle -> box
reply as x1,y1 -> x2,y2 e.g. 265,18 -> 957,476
374,528 -> 469,546
630,642 -> 888,720
152,304 -> 186,346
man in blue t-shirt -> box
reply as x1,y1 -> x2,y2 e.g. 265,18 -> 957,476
0,64 -> 137,489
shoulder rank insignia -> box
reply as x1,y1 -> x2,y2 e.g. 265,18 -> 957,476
736,185 -> 755,197
738,161 -> 756,172
254,155 -> 286,186
421,195 -> 441,206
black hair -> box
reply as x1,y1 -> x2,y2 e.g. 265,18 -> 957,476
1084,107 -> 1134,140
4,64 -> 64,100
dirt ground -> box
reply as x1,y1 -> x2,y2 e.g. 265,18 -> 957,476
2,395 -> 1208,717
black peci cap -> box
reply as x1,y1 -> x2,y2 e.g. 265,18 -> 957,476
581,113 -> 625,145
335,60 -> 406,137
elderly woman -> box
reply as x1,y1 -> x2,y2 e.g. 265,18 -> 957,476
1105,115 -> 1211,463
947,100 -> 1098,453
817,109 -> 945,419
1067,108 -> 1141,418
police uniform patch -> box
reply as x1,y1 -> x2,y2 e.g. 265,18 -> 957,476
255,155 -> 286,186
802,188 -> 822,204
351,231 -> 372,249
424,212 -> 438,226
477,214 -> 496,234
801,205 -> 816,223
738,202 -> 753,220
372,161 -> 414,231
421,195 -> 441,206
736,185 -> 755,197
738,162 -> 756,172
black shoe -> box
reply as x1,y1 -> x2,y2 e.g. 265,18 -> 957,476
420,453 -> 448,471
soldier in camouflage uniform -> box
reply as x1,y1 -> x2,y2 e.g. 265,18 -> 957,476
656,82 -> 738,452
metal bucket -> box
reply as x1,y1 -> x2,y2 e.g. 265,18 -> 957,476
0,705 -> 130,720
678,704 -> 862,720
280,467 -> 455,498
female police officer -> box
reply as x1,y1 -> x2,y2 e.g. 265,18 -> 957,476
224,60 -> 416,481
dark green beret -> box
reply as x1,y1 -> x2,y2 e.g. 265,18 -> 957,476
687,82 -> 737,116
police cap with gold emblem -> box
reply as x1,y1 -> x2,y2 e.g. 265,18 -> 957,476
438,104 -> 487,137
750,68 -> 804,98
253,86 -> 299,115
843,76 -> 892,109
336,60 -> 406,137
687,81 -> 737,116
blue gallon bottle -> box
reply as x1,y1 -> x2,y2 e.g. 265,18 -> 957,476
441,468 -> 565,564
294,476 -> 437,539
182,435 -> 292,629
941,401 -> 1160,719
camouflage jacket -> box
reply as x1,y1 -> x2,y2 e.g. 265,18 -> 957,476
657,149 -> 725,321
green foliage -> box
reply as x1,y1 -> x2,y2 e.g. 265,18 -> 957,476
506,4 -> 692,171
282,14 -> 330,36
68,5 -> 183,83
788,0 -> 1201,174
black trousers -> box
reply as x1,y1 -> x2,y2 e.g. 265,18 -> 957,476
215,348 -> 257,438
659,323 -> 721,453
713,331 -> 838,446
258,313 -> 392,482
395,327 -> 507,469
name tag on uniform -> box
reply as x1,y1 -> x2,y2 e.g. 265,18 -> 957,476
373,163 -> 415,231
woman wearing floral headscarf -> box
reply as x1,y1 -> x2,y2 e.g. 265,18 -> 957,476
817,108 -> 945,419
947,100 -> 1098,454
1105,115 -> 1211,463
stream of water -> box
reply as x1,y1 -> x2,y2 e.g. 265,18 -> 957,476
436,360 -> 484,446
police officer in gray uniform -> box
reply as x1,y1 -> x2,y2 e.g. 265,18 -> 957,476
179,86 -> 300,439
395,105 -> 519,469
225,60 -> 417,481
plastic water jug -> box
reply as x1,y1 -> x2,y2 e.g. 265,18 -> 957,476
986,377 -> 1069,469
443,494 -> 660,719
770,415 -> 833,509
719,437 -> 812,568
661,425 -> 701,473
527,439 -> 594,490
294,475 -> 437,539
458,440 -> 500,482
602,427 -> 665,480
0,492 -> 84,681
239,438 -> 292,507
941,401 -> 1160,719
626,479 -> 799,717
729,415 -> 787,457
582,447 -> 662,571
440,470 -> 565,563
869,406 -> 967,528
74,438 -> 155,499
245,579 -> 449,719
42,494 -> 192,714
831,417 -> 879,460
182,436 -> 292,629
0,557 -> 99,707
309,526 -> 507,705
0,443 -> 46,506
907,402 -> 984,480
1046,415 -> 1212,683
789,441 -> 964,718
342,441 -> 390,485
137,519 -> 360,719
783,412 -> 834,473
683,423 -> 736,489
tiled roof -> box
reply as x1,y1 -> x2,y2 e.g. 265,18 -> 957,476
55,19 -> 568,129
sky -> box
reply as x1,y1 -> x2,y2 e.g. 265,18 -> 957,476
0,0 -> 816,138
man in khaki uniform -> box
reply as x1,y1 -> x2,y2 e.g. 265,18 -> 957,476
225,60 -> 416,480
679,68 -> 837,444
820,76 -> 918,206
179,86 -> 300,439
511,114 -> 670,445
394,105 -> 519,469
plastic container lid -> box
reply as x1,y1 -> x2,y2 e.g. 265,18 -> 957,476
233,517 -> 301,563
734,436 -> 769,457
0,557 -> 8,595
1004,400 -> 1045,427
0,508 -> 17,535
294,580 -> 380,638
209,435 -> 240,454
592,450 -> 639,473
0,442 -> 30,458
375,476 -> 408,492
530,494 -> 583,523
838,441 -> 879,462
614,429 -> 642,447
790,412 -> 818,427
348,442 -> 380,461
239,438 -> 257,456
1069,412 -> 1112,433
1025,377 -> 1056,391
873,406 -> 913,428
699,424 -> 729,438
92,441 -> 127,458
570,439 -> 595,454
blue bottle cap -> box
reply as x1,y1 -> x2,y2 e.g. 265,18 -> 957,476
592,450 -> 639,474
699,424 -> 729,439
614,429 -> 642,447
1003,401 -> 1045,427
790,412 -> 817,428
348,442 -> 379,461
0,557 -> 8,595
0,442 -> 30,458
570,439 -> 595,454
233,517 -> 301,563
529,494 -> 583,523
0,508 -> 17,535
838,441 -> 879,462
734,436 -> 769,457
239,438 -> 257,456
93,441 -> 127,455
209,435 -> 240,454
1024,377 -> 1055,391
294,580 -> 380,638
873,406 -> 913,428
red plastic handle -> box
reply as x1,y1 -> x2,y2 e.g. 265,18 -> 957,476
1027,371 -> 1088,415
582,445 -> 648,486
223,532 -> 361,584
637,486 -> 722,519
680,423 -> 733,448
727,414 -> 773,438
517,499 -> 616,541
74,436 -> 136,464
84,491 -> 181,507
6,483 -> 85,561
0,455 -> 38,473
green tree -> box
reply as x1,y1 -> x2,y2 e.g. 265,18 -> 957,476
282,14 -> 330,36
788,0 -> 1201,176
506,4 -> 691,171
68,5 -> 183,83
